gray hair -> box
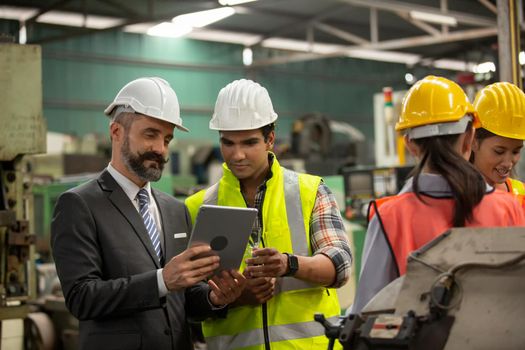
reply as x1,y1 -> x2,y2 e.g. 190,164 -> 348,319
109,106 -> 137,130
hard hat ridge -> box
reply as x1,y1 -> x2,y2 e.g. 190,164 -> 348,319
474,82 -> 525,140
104,77 -> 189,132
210,79 -> 278,131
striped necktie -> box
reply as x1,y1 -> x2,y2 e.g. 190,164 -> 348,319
137,188 -> 163,263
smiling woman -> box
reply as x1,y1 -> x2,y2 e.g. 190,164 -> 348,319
471,82 -> 525,203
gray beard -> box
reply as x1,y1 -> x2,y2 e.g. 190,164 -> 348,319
121,136 -> 163,182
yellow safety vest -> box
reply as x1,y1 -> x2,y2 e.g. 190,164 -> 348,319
186,157 -> 342,350
505,178 -> 525,209
506,178 -> 525,195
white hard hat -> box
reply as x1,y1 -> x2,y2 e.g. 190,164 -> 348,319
209,79 -> 278,131
104,77 -> 189,132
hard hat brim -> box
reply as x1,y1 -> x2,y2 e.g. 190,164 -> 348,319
104,102 -> 189,132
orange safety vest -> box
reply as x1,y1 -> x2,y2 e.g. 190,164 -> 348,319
367,196 -> 395,223
374,191 -> 525,275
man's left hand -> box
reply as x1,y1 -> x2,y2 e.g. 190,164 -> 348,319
244,248 -> 288,278
208,270 -> 246,306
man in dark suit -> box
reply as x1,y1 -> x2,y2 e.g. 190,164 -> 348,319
51,77 -> 244,350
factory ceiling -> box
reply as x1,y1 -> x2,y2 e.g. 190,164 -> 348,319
0,0 -> 521,70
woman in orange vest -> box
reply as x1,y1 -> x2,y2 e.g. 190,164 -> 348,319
351,76 -> 525,314
470,82 -> 525,207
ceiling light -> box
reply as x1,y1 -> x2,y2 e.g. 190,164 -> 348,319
473,61 -> 496,74
36,11 -> 124,29
0,5 -> 38,21
262,37 -> 341,54
405,73 -> 415,84
219,0 -> 257,5
187,28 -> 261,46
426,59 -> 476,72
242,47 -> 253,66
409,10 -> 457,26
173,7 -> 235,28
147,22 -> 192,38
346,48 -> 421,65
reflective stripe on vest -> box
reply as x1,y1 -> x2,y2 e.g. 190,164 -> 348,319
203,182 -> 219,205
205,316 -> 340,350
204,168 -> 316,292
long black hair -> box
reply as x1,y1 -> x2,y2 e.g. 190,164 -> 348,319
411,123 -> 486,227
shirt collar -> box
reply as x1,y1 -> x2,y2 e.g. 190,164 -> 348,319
107,163 -> 152,201
400,173 -> 493,196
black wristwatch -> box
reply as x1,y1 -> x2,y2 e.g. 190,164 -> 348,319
283,253 -> 299,277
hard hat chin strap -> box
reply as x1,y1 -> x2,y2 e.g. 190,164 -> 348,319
407,115 -> 472,140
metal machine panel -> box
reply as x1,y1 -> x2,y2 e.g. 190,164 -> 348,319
318,227 -> 525,350
0,44 -> 46,160
1,44 -> 46,350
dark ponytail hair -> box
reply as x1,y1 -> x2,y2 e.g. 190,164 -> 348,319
411,123 -> 486,227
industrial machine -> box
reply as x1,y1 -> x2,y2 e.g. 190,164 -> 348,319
317,226 -> 525,350
0,44 -> 46,349
341,165 -> 413,220
373,88 -> 409,168
281,113 -> 366,176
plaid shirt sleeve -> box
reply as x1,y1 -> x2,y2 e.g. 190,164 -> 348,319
310,182 -> 352,288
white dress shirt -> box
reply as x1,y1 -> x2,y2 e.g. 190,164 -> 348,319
107,164 -> 169,297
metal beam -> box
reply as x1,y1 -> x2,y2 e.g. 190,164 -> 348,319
518,0 -> 525,30
252,51 -> 338,67
95,0 -> 142,17
478,0 -> 498,14
313,22 -> 369,45
25,0 -> 76,24
338,0 -> 497,27
395,11 -> 440,36
497,0 -> 522,86
250,4 -> 348,47
306,25 -> 314,52
440,0 -> 448,35
252,27 -> 498,67
359,27 -> 497,51
29,14 -> 166,44
370,8 -> 378,43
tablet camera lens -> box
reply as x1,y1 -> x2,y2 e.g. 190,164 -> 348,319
210,236 -> 228,251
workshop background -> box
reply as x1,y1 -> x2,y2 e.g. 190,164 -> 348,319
0,0 -> 524,349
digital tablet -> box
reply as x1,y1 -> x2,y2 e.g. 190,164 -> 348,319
187,204 -> 258,274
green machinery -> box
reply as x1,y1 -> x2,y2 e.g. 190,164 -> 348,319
32,174 -> 174,263
0,44 -> 46,349
322,175 -> 365,311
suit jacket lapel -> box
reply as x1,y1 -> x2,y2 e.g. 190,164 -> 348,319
98,170 -> 161,268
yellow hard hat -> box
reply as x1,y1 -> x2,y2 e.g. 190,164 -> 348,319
396,75 -> 479,132
473,82 -> 525,140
